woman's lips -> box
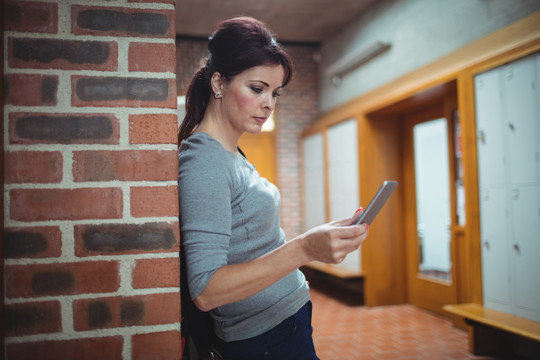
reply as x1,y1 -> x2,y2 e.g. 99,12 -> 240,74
254,117 -> 266,124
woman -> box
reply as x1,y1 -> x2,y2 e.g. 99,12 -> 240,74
178,16 -> 368,360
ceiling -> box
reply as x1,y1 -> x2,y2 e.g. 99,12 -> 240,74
176,0 -> 377,43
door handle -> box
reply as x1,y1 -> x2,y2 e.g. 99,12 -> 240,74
478,130 -> 485,144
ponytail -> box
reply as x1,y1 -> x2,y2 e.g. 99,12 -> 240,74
178,62 -> 212,144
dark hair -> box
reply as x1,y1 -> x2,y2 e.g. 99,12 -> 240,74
178,16 -> 294,143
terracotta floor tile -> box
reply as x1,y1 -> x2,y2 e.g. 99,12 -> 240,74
308,284 -> 506,360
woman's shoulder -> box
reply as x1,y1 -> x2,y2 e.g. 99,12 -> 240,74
179,132 -> 220,151
180,133 -> 232,162
178,132 -> 239,179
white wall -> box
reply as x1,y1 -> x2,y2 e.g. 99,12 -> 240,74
318,0 -> 540,112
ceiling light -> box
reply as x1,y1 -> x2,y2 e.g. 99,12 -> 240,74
326,41 -> 391,85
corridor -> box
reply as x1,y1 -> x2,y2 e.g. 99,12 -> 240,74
308,272 -> 505,360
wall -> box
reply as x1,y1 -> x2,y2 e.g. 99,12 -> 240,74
277,44 -> 319,238
175,37 -> 208,97
3,1 -> 180,359
318,0 -> 540,112
176,39 -> 319,239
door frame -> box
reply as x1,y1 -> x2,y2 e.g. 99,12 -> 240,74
361,81 -> 458,311
402,94 -> 459,316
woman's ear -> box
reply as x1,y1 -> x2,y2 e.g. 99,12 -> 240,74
210,72 -> 223,95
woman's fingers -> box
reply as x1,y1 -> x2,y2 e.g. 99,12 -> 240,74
299,219 -> 369,264
320,224 -> 368,264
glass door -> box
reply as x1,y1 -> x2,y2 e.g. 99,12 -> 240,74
414,118 -> 452,283
404,104 -> 457,315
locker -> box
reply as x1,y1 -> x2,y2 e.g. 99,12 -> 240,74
511,184 -> 540,321
327,118 -> 359,221
475,70 -> 506,186
504,57 -> 537,184
303,133 -> 326,231
475,52 -> 540,322
327,118 -> 360,272
479,186 -> 512,311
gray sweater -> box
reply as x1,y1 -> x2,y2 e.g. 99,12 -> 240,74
178,132 -> 310,341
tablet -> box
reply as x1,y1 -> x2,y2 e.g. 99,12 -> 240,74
353,181 -> 398,225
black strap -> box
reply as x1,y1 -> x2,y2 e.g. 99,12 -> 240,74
180,243 -> 214,359
237,147 -> 247,159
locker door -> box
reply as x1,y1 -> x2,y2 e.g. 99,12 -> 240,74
475,71 -> 505,186
480,187 -> 513,312
327,118 -> 359,221
511,185 -> 540,321
303,133 -> 326,231
504,56 -> 537,184
327,118 -> 360,272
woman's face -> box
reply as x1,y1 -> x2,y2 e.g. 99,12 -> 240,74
219,64 -> 285,136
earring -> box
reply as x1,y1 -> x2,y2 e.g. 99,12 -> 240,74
214,91 -> 222,99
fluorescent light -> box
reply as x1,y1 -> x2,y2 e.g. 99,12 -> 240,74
326,41 -> 391,85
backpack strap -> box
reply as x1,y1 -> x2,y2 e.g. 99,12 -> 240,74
180,243 -> 214,359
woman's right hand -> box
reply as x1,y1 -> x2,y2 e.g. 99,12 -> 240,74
296,215 -> 369,265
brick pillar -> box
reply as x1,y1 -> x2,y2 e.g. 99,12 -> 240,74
3,1 -> 180,360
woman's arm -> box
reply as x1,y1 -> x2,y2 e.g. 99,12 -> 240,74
193,217 -> 368,311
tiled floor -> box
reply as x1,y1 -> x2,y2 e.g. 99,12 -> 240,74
307,275 -> 503,360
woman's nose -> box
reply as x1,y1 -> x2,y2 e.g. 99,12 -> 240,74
264,94 -> 275,110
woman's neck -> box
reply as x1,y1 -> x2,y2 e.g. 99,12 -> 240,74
197,106 -> 241,155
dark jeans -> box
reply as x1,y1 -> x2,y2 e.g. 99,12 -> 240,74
213,301 -> 320,360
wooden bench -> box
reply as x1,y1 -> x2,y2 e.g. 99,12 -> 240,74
443,303 -> 540,359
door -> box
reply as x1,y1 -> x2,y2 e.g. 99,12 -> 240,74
238,131 -> 277,185
403,104 -> 458,316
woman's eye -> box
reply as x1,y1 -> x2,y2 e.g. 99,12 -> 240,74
273,92 -> 281,98
250,86 -> 263,93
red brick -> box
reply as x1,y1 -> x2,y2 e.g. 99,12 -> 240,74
9,112 -> 120,145
132,330 -> 181,360
74,222 -> 180,256
129,42 -> 176,72
129,114 -> 178,144
4,1 -> 58,34
143,292 -> 180,325
73,293 -> 180,331
129,0 -> 175,4
73,150 -> 177,182
71,76 -> 177,109
5,301 -> 61,336
10,188 -> 123,221
72,6 -> 175,39
7,336 -> 123,360
4,74 -> 58,106
131,186 -> 179,217
4,226 -> 62,258
5,151 -> 62,184
132,257 -> 180,289
6,261 -> 120,298
9,38 -> 118,71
